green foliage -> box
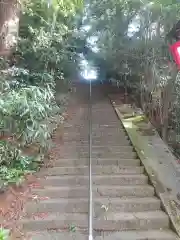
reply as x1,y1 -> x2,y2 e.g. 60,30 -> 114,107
0,81 -> 58,147
85,0 -> 180,78
84,0 -> 180,145
0,140 -> 37,185
0,0 -> 83,187
0,228 -> 10,240
18,0 -> 83,77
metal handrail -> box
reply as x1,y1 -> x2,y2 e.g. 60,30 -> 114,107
88,79 -> 93,240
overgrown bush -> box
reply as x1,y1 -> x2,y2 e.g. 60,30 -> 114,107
0,0 -> 83,185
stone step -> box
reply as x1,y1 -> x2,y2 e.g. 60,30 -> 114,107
65,123 -> 123,127
94,211 -> 170,231
21,211 -> 169,232
63,132 -> 128,137
92,114 -> 119,116
59,145 -> 134,151
52,158 -> 140,167
63,131 -> 127,135
63,138 -> 130,144
92,120 -> 121,124
61,142 -> 132,147
38,166 -> 144,176
63,135 -> 129,140
65,123 -> 123,126
26,232 -> 87,240
26,230 -> 180,240
64,129 -> 127,135
58,152 -> 137,159
31,185 -> 155,199
25,197 -> 161,215
91,123 -> 122,125
91,128 -> 125,132
38,175 -> 148,187
96,230 -> 180,240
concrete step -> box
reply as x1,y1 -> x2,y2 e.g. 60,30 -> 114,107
58,151 -> 137,159
93,211 -> 170,231
72,124 -> 123,128
21,213 -> 88,231
26,232 -> 87,240
91,122 -> 122,125
25,197 -> 161,215
63,139 -> 131,145
38,166 -> 144,176
95,185 -> 155,198
63,134 -> 129,139
21,211 -> 169,232
63,132 -> 128,137
61,142 -> 132,147
31,185 -> 155,199
26,229 -> 180,240
63,130 -> 127,136
96,230 -> 180,240
92,151 -> 136,159
52,158 -> 141,167
91,129 -> 126,133
59,145 -> 134,151
38,175 -> 148,187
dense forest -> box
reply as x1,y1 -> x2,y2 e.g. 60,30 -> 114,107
83,0 -> 180,154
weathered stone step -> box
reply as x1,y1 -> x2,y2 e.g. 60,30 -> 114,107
38,166 -> 144,176
26,232 -> 87,240
63,131 -> 127,136
64,128 -> 126,133
38,175 -> 148,187
59,145 -> 134,151
52,158 -> 140,167
92,113 -> 117,116
63,135 -> 129,140
21,213 -> 88,231
31,185 -> 155,199
66,121 -> 123,124
96,230 -> 180,240
58,152 -> 137,159
94,211 -> 169,231
21,211 -> 169,232
72,124 -> 124,128
25,197 -> 160,215
64,130 -> 126,135
92,120 -> 120,123
65,123 -> 122,127
61,142 -> 132,147
92,133 -> 128,137
62,141 -> 131,146
25,229 -> 180,240
94,121 -> 122,124
91,128 -> 125,132
63,137 -> 130,144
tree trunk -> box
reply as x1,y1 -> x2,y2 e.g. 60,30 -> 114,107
0,0 -> 20,57
161,63 -> 177,142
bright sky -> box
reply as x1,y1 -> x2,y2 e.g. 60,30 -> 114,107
80,58 -> 98,80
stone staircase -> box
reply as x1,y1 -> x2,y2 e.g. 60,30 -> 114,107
20,84 -> 179,239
